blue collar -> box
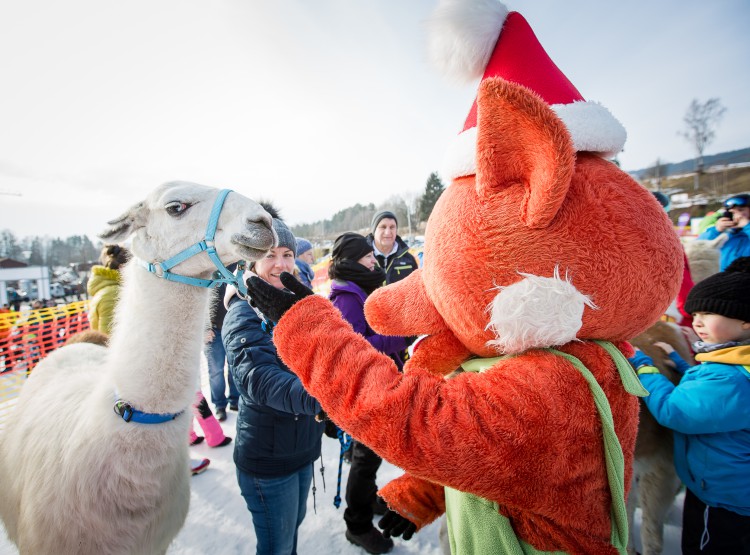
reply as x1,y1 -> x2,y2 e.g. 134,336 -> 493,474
113,398 -> 183,424
135,188 -> 248,295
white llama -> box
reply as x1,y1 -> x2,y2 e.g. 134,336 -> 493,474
0,181 -> 275,555
684,234 -> 727,284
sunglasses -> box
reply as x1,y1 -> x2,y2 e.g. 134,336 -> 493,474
724,197 -> 749,209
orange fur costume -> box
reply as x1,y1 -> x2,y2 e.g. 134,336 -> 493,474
270,5 -> 683,554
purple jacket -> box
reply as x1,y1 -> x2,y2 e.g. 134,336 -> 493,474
328,279 -> 408,370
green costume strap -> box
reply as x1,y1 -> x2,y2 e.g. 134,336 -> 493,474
455,340 -> 642,554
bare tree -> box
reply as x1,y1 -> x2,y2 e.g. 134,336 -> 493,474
679,98 -> 726,189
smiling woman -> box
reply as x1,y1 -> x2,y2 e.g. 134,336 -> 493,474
221,206 -> 326,554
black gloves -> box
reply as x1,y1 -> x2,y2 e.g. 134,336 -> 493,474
378,509 -> 417,540
246,271 -> 314,322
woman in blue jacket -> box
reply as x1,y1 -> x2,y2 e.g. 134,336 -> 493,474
222,214 -> 324,555
328,232 -> 410,554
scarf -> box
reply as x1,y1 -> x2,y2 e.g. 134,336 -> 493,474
329,259 -> 385,295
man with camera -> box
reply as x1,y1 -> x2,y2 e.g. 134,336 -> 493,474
699,193 -> 750,270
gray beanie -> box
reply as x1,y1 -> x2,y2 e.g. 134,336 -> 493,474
272,219 -> 297,254
371,210 -> 398,233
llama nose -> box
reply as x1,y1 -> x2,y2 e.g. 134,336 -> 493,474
250,212 -> 274,231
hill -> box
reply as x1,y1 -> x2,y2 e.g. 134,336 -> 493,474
628,147 -> 750,180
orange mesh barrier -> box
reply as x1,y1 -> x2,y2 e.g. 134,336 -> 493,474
1,301 -> 91,428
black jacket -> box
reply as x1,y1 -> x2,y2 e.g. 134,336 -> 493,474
366,235 -> 418,285
222,296 -> 323,477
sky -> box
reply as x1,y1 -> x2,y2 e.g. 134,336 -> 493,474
1,0 -> 748,240
0,367 -> 685,555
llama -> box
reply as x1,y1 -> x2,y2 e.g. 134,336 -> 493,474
627,320 -> 694,555
0,181 -> 274,555
684,234 -> 727,284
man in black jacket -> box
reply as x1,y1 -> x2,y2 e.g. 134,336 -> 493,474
366,211 -> 418,284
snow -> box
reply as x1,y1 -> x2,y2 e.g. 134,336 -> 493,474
0,365 -> 684,555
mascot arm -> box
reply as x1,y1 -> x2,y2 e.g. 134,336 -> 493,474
378,472 -> 446,531
274,295 -> 607,512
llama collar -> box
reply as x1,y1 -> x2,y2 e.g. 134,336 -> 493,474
113,398 -> 183,424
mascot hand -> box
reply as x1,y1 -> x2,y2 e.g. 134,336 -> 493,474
246,272 -> 313,322
378,509 -> 417,540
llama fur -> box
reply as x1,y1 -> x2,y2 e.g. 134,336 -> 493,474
684,234 -> 727,284
0,182 -> 274,555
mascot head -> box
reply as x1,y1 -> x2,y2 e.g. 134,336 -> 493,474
366,0 -> 683,364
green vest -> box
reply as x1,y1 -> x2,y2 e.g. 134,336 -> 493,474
445,341 -> 647,554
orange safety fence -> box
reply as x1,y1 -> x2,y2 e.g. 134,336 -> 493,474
1,301 -> 91,428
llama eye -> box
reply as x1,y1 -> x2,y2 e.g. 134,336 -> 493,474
165,202 -> 191,216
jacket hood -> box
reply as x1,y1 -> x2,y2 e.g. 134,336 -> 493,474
87,265 -> 121,296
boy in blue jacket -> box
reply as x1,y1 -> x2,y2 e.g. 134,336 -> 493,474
629,256 -> 750,554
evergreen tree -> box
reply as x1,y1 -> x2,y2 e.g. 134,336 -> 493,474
419,172 -> 445,222
28,238 -> 44,265
0,230 -> 23,260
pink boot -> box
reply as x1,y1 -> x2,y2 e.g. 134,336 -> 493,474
189,425 -> 204,446
194,392 -> 232,447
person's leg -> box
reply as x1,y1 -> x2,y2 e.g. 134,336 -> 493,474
193,393 -> 231,447
205,330 -> 228,410
344,441 -> 383,533
682,488 -> 750,554
291,463 -> 313,555
236,467 -> 304,555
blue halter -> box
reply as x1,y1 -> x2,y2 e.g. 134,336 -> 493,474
135,188 -> 248,295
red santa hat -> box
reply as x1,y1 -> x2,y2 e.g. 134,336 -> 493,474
429,0 -> 627,180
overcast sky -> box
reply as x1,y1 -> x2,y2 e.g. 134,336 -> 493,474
1,0 -> 748,240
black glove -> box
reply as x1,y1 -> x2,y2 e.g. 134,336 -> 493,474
245,271 -> 313,322
378,509 -> 417,540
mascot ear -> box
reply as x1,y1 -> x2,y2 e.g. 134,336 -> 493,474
98,201 -> 146,242
475,78 -> 575,229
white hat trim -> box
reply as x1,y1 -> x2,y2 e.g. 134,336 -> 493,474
442,99 -> 627,181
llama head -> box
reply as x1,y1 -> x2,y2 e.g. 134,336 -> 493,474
366,79 -> 684,358
684,234 -> 727,284
99,181 -> 275,278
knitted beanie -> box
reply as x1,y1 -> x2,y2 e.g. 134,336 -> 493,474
295,238 -> 313,257
684,257 -> 750,321
332,232 -> 373,262
272,219 -> 296,254
371,210 -> 398,234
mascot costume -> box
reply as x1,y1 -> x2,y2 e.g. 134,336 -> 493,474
248,1 -> 683,553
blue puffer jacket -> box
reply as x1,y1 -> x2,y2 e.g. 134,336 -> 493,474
639,348 -> 750,515
222,296 -> 323,478
698,224 -> 750,270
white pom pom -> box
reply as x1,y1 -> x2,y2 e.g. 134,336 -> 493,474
427,0 -> 510,82
485,267 -> 597,354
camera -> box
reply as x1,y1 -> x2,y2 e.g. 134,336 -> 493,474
719,209 -> 733,219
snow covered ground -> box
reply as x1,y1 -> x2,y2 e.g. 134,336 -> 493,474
0,364 -> 684,554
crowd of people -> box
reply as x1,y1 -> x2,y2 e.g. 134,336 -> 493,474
4,191 -> 747,554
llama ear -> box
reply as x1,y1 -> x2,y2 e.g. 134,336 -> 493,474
99,202 -> 146,242
475,78 -> 576,229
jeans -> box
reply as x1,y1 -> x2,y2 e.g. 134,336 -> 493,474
205,328 -> 239,410
237,464 -> 313,555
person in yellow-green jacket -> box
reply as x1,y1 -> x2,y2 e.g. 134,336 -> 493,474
86,244 -> 130,335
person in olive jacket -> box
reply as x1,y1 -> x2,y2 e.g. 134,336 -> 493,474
222,211 -> 324,555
